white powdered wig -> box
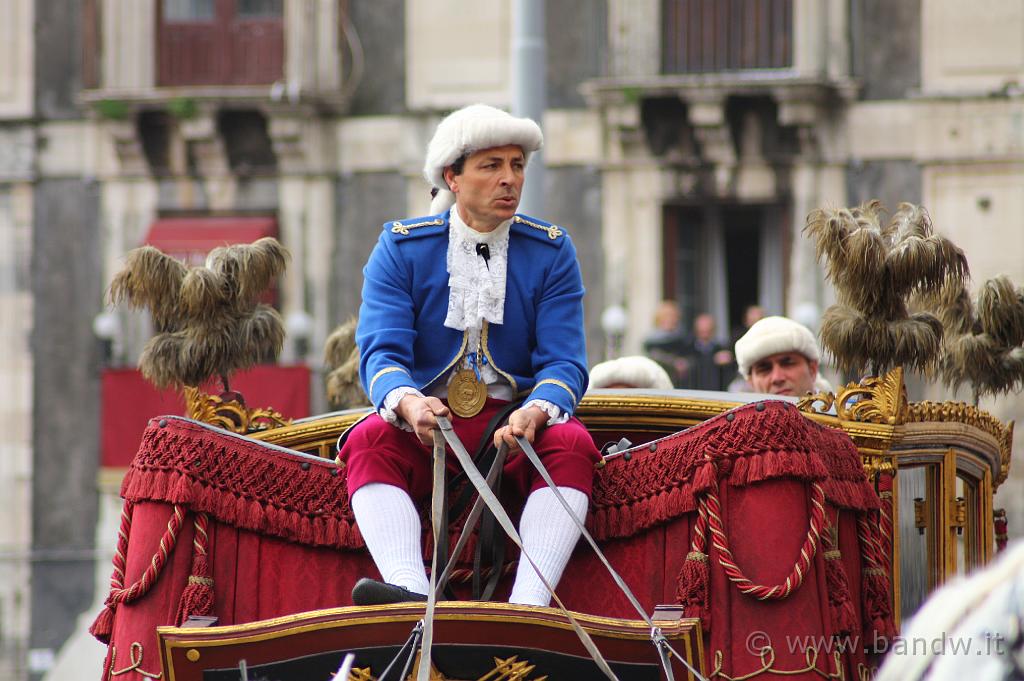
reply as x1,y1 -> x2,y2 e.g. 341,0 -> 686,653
589,356 -> 674,391
735,316 -> 821,378
424,104 -> 543,214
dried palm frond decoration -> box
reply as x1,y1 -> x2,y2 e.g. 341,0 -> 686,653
922,275 -> 1024,401
804,201 -> 968,377
109,237 -> 289,391
324,316 -> 369,409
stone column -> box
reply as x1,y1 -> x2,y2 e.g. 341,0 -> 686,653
0,0 -> 33,119
101,0 -> 155,90
270,114 -> 337,371
607,0 -> 660,78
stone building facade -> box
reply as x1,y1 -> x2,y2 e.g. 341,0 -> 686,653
0,1 -> 1021,679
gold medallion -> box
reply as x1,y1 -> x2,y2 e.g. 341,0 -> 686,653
448,369 -> 487,418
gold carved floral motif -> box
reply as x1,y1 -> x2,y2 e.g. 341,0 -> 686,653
798,367 -> 1014,485
797,367 -> 909,425
861,454 -> 896,481
348,655 -> 545,681
906,400 -> 1014,485
184,387 -> 291,434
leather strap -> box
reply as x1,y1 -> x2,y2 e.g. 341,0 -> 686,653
436,399 -> 521,600
473,467 -> 507,601
434,417 -> 619,680
515,433 -> 705,681
434,443 -> 509,598
417,430 -> 448,681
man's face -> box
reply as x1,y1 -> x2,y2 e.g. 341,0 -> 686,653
694,314 -> 715,341
748,352 -> 818,396
444,145 -> 525,231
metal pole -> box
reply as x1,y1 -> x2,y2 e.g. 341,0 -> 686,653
511,0 -> 546,215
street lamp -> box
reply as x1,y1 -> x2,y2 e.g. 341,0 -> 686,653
285,309 -> 314,362
600,304 -> 628,361
92,310 -> 123,366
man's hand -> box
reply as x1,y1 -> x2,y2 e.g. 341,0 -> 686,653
395,394 -> 450,445
494,405 -> 549,452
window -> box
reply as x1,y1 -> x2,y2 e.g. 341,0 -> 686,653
237,0 -> 281,18
662,0 -> 793,74
163,0 -> 215,21
158,0 -> 284,86
664,204 -> 783,330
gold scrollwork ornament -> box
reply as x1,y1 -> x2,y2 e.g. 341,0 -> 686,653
184,387 -> 291,434
797,367 -> 908,425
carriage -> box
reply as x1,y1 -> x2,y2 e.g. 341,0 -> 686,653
90,365 -> 1011,680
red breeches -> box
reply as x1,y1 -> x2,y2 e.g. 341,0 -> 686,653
339,399 -> 600,503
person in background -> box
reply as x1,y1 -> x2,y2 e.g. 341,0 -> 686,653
685,312 -> 734,391
588,355 -> 674,391
726,304 -> 765,392
730,304 -> 765,350
643,300 -> 690,387
733,316 -> 831,397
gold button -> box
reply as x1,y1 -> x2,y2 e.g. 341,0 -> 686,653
186,649 -> 201,662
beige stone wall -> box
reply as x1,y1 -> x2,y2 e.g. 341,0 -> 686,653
100,0 -> 156,91
0,0 -> 33,120
922,0 -> 1024,94
0,182 -> 33,680
0,7 -> 34,667
921,161 -> 1024,526
405,0 -> 512,109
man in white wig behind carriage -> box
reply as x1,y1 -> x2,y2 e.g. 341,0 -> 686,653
734,316 -> 832,397
339,104 -> 601,606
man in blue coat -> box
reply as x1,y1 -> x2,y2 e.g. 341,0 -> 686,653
340,104 -> 600,606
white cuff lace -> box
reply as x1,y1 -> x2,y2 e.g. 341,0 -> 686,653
524,399 -> 569,426
380,386 -> 424,431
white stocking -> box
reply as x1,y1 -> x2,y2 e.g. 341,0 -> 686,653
350,483 -> 429,594
509,487 -> 589,606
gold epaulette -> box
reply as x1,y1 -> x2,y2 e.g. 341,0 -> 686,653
513,214 -> 565,241
388,216 -> 446,236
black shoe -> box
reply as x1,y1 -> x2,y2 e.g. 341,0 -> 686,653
351,578 -> 428,606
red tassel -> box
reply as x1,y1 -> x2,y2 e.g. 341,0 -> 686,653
763,450 -> 784,477
746,454 -> 764,483
807,455 -> 830,479
244,499 -> 264,529
313,517 -> 328,546
731,456 -> 749,485
677,551 -> 711,632
89,605 -> 115,644
824,551 -> 857,635
862,567 -> 898,641
693,463 -> 716,492
176,554 -> 215,625
299,515 -> 314,544
607,505 -> 621,536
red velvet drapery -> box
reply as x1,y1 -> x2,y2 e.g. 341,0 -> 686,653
93,401 -> 893,680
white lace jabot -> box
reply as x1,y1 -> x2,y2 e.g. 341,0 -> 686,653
444,209 -> 511,332
379,208 -> 567,428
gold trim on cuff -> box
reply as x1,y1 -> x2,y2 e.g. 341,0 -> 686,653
534,378 -> 577,404
369,366 -> 410,397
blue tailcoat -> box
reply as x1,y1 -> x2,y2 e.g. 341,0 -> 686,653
357,210 -> 589,415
